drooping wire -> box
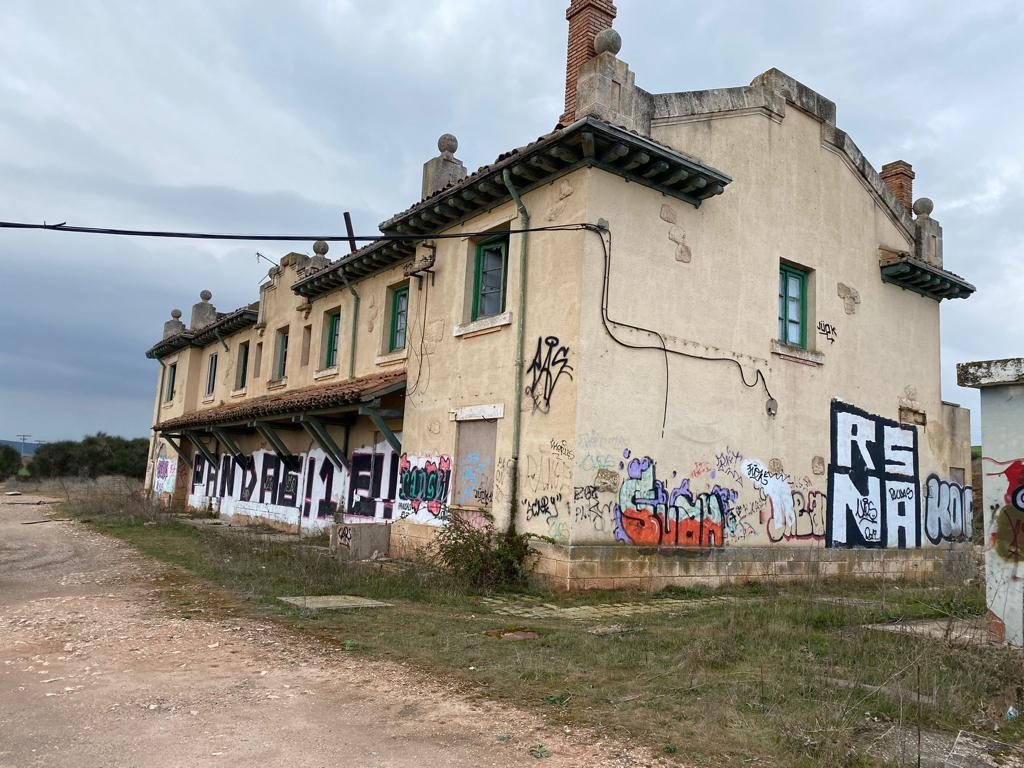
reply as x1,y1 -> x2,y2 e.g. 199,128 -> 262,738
581,222 -> 774,438
2,215 -> 774,430
405,272 -> 432,399
0,219 -> 590,242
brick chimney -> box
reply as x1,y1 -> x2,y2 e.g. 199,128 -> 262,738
880,161 -> 915,210
560,0 -> 617,125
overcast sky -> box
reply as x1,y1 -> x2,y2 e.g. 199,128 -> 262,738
1,0 -> 1020,443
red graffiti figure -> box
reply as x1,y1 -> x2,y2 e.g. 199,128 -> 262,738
985,457 -> 1024,512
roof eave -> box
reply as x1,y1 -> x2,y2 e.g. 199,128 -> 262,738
145,309 -> 259,360
879,257 -> 975,301
291,117 -> 733,303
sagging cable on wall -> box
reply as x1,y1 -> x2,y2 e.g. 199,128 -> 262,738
3,216 -> 776,430
581,221 -> 775,438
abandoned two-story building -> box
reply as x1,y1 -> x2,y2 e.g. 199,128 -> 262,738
145,0 -> 976,589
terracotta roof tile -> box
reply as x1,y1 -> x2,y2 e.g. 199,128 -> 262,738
155,370 -> 406,431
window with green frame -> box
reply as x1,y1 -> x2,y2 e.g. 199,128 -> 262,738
165,363 -> 177,402
236,341 -> 250,389
472,235 -> 509,321
324,310 -> 341,368
274,327 -> 289,379
389,285 -> 409,352
778,264 -> 808,348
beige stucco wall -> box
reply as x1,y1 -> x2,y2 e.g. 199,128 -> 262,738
144,103 -> 972,581
563,104 -> 970,552
395,169 -> 590,543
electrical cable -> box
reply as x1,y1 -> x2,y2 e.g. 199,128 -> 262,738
579,222 -> 775,437
405,270 -> 432,398
1,215 -> 774,429
0,219 -> 589,242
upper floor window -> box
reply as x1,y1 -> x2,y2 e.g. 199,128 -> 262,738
165,363 -> 177,402
472,235 -> 509,321
274,327 -> 289,380
778,264 -> 808,348
236,341 -> 250,390
205,353 -> 218,397
389,285 -> 409,352
324,310 -> 341,368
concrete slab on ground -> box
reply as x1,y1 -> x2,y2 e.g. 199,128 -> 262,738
278,595 -> 392,610
868,617 -> 993,645
946,730 -> 1024,767
856,726 -> 1024,767
478,595 -> 739,620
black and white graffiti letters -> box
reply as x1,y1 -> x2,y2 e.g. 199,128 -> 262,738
826,401 -> 922,549
526,336 -> 573,413
817,321 -> 837,344
924,474 -> 973,544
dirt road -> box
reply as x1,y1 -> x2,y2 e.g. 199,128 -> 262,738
0,495 -> 650,768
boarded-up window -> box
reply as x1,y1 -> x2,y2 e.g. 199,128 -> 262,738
454,420 -> 497,508
949,466 -> 966,485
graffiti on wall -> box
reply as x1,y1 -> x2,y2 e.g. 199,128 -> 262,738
744,460 -> 793,531
457,452 -> 493,505
190,447 -> 348,527
525,336 -> 573,413
153,454 -> 177,495
348,449 -> 399,520
396,454 -> 452,524
615,451 -> 737,547
985,457 -> 1024,512
924,474 -> 972,544
993,506 -> 1024,567
816,321 -> 837,344
826,401 -> 921,549
767,487 -> 827,542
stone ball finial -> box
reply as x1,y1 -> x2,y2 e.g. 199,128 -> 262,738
171,308 -> 182,320
313,240 -> 329,256
594,28 -> 622,56
912,197 -> 934,218
200,289 -> 213,302
437,133 -> 459,155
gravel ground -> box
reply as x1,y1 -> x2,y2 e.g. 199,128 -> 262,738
0,494 -> 662,768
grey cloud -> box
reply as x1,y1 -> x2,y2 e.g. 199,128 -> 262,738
1,0 -> 1021,443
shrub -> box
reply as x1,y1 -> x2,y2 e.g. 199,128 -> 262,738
0,444 -> 21,481
430,513 -> 536,590
32,433 -> 149,479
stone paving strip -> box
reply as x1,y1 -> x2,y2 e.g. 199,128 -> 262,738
477,596 -> 740,620
278,595 -> 393,610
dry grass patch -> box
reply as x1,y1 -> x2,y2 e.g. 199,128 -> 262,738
65,488 -> 1023,767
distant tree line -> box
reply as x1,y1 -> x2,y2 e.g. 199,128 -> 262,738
30,433 -> 149,479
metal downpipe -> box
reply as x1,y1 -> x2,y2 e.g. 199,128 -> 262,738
338,267 -> 360,379
501,169 -> 529,532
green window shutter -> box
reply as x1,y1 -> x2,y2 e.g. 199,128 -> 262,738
326,312 -> 340,368
778,264 -> 808,349
390,286 -> 409,352
166,364 -> 177,402
206,353 -> 218,396
238,343 -> 249,389
276,331 -> 289,379
472,236 -> 509,321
